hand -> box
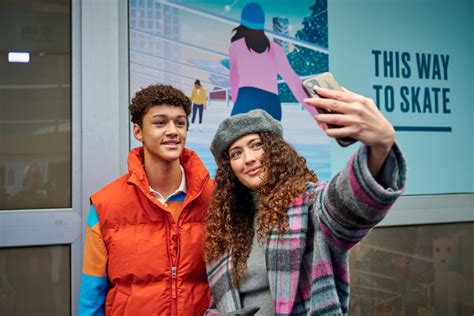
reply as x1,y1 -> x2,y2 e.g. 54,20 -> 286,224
304,86 -> 395,152
304,86 -> 396,177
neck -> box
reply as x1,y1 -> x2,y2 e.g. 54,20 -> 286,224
143,152 -> 182,199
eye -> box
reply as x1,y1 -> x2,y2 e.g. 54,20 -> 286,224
251,141 -> 263,150
153,120 -> 166,126
229,150 -> 241,160
176,120 -> 187,128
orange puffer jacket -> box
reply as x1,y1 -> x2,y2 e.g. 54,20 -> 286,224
91,147 -> 214,315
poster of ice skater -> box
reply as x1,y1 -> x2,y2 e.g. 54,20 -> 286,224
129,0 -> 331,179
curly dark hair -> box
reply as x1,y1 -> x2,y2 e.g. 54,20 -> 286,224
204,131 -> 317,287
129,84 -> 191,126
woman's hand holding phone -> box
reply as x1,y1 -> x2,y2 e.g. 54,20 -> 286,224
305,85 -> 394,149
305,78 -> 396,177
302,73 -> 356,147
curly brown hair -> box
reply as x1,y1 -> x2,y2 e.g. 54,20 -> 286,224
129,84 -> 191,126
204,131 -> 317,286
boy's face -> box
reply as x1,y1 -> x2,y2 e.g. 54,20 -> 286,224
133,104 -> 188,163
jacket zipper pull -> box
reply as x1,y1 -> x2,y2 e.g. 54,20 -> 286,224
171,266 -> 177,299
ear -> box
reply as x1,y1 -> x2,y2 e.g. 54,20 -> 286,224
133,123 -> 143,142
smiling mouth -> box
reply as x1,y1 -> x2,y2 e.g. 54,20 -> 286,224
162,140 -> 180,145
246,166 -> 262,176
162,141 -> 181,148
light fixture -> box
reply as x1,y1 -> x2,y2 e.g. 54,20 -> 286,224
8,52 -> 30,63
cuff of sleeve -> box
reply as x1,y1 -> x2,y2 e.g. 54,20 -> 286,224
355,142 -> 407,200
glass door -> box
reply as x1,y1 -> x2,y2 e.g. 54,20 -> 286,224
0,1 -> 81,315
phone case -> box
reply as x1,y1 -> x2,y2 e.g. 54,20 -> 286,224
302,72 -> 357,147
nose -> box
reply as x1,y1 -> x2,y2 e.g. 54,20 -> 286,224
165,122 -> 179,136
243,149 -> 257,165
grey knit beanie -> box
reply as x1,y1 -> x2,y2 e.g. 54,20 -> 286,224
210,109 -> 283,163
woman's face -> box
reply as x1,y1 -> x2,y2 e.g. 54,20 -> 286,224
228,133 -> 266,190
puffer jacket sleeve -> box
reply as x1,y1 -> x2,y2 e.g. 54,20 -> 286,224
78,204 -> 109,316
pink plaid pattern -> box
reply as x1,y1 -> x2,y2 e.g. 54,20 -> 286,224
205,144 -> 406,315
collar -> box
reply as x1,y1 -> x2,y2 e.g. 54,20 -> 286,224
149,165 -> 187,203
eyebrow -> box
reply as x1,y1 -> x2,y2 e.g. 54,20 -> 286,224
151,114 -> 187,119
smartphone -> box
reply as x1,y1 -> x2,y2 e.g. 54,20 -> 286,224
302,72 -> 357,147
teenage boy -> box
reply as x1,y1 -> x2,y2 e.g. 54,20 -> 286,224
79,84 -> 214,315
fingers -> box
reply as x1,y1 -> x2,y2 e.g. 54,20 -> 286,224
307,86 -> 395,148
316,86 -> 364,102
324,125 -> 360,139
305,96 -> 357,114
340,86 -> 362,99
313,86 -> 370,105
315,113 -> 363,140
316,119 -> 328,131
305,87 -> 380,117
315,113 -> 355,127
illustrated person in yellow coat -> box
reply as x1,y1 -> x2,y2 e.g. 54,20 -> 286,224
190,79 -> 207,131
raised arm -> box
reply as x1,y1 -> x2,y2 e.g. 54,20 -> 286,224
305,85 -> 404,243
311,142 -> 406,255
273,43 -> 318,117
229,43 -> 239,102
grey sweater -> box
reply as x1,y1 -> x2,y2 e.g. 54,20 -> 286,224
239,232 -> 275,316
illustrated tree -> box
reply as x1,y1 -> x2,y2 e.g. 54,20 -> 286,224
278,0 -> 328,102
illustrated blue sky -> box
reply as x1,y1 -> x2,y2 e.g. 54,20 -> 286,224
196,0 -> 316,28
180,0 -> 318,54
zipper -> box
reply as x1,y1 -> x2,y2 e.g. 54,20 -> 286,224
130,158 -> 210,315
166,216 -> 178,316
171,174 -> 208,277
171,269 -> 177,316
160,175 -> 210,315
172,174 -> 208,284
170,174 -> 209,314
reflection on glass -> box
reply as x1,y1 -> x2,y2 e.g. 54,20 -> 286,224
0,0 -> 71,210
0,245 -> 70,315
349,222 -> 474,315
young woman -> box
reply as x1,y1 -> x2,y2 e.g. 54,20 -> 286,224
204,87 -> 406,315
228,2 -> 316,121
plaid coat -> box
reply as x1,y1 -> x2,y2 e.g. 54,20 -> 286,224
205,144 -> 406,316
